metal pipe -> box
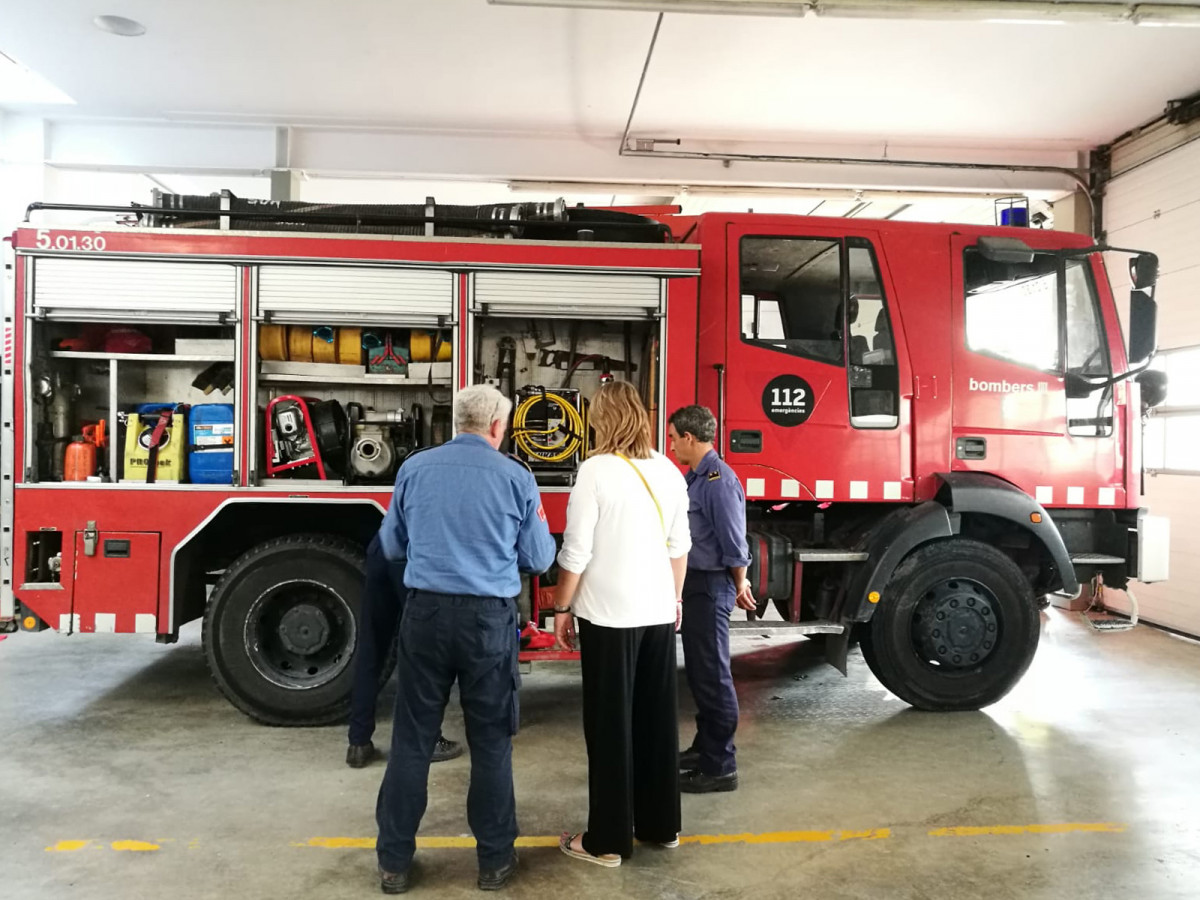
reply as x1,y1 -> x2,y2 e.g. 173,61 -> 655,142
619,145 -> 1093,196
619,13 -> 665,158
614,5 -> 1099,232
714,363 -> 726,456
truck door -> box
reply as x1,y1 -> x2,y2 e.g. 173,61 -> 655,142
722,223 -> 911,503
949,235 -> 1124,508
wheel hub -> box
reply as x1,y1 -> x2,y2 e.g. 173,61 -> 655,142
912,578 -> 1000,669
277,603 -> 331,656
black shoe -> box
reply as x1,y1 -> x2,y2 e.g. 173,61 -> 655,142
347,741 -> 377,769
432,735 -> 464,763
679,747 -> 700,771
379,865 -> 411,894
680,769 -> 738,793
478,851 -> 519,891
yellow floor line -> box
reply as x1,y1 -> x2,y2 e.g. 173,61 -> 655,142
45,824 -> 1129,854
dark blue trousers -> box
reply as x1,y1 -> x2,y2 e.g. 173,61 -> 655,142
681,568 -> 739,776
376,592 -> 520,872
347,536 -> 408,747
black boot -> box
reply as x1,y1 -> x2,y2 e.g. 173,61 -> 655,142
680,769 -> 738,793
379,864 -> 412,894
346,740 -> 377,769
432,734 -> 464,763
478,851 -> 519,890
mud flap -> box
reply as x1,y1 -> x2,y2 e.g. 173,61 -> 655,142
824,628 -> 851,676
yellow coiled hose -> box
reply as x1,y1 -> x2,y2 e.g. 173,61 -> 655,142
512,390 -> 586,464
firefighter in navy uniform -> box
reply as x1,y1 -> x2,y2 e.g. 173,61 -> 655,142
374,384 -> 556,894
667,405 -> 756,794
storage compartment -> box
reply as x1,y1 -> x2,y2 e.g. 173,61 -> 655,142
253,323 -> 455,486
24,530 -> 63,585
472,315 -> 663,487
27,319 -> 238,485
72,531 -> 161,633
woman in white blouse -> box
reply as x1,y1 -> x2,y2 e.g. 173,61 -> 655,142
552,381 -> 691,867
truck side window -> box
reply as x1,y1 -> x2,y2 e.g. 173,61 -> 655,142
847,239 -> 899,428
739,236 -> 844,365
1065,259 -> 1114,437
964,249 -> 1061,373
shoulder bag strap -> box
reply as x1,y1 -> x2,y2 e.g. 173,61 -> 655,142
615,452 -> 667,545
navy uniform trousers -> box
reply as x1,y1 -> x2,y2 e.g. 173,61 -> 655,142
347,536 -> 408,747
376,591 -> 520,873
681,568 -> 739,776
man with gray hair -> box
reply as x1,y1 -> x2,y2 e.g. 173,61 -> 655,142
375,383 -> 556,893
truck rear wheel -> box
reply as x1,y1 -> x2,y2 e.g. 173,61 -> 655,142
203,534 -> 365,726
859,538 -> 1039,711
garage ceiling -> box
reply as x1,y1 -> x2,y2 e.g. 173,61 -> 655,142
3,0 -> 1200,150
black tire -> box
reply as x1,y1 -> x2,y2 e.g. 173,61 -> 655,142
859,538 -> 1039,711
203,533 -> 365,726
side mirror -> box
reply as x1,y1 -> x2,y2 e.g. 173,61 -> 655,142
1137,369 -> 1168,411
1129,290 -> 1158,368
1130,253 -> 1159,291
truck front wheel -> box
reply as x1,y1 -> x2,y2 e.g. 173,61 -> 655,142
203,534 -> 365,725
859,538 -> 1040,711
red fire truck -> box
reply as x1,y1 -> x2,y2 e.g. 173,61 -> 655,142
1,193 -> 1169,725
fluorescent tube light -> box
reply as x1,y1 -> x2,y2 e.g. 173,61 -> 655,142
488,0 -> 809,14
487,0 -> 1200,26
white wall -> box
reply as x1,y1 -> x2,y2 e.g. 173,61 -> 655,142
1103,136 -> 1200,637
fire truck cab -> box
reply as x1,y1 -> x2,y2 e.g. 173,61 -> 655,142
1,194 -> 1169,724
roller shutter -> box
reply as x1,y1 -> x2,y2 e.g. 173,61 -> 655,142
258,265 -> 454,326
472,272 -> 662,318
1103,125 -> 1200,637
32,258 -> 238,323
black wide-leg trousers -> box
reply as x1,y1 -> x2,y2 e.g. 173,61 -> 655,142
578,617 -> 681,859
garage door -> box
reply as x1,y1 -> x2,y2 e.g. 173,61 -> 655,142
1103,127 -> 1200,636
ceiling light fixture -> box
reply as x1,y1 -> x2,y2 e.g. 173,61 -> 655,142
487,0 -> 1200,26
489,0 -> 808,14
93,15 -> 147,37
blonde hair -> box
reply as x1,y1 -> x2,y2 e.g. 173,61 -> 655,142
590,381 -> 653,460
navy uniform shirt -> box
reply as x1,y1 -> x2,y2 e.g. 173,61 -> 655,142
685,449 -> 752,572
378,433 -> 556,597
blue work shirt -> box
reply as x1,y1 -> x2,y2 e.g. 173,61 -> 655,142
378,433 -> 556,598
685,449 -> 752,572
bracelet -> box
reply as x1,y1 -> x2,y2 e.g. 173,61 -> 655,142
553,605 -> 572,614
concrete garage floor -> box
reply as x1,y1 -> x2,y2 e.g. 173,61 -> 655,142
2,609 -> 1199,900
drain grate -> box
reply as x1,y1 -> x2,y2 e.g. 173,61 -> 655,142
1081,612 -> 1135,632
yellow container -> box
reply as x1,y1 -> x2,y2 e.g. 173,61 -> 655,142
123,413 -> 186,483
410,329 -> 452,362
